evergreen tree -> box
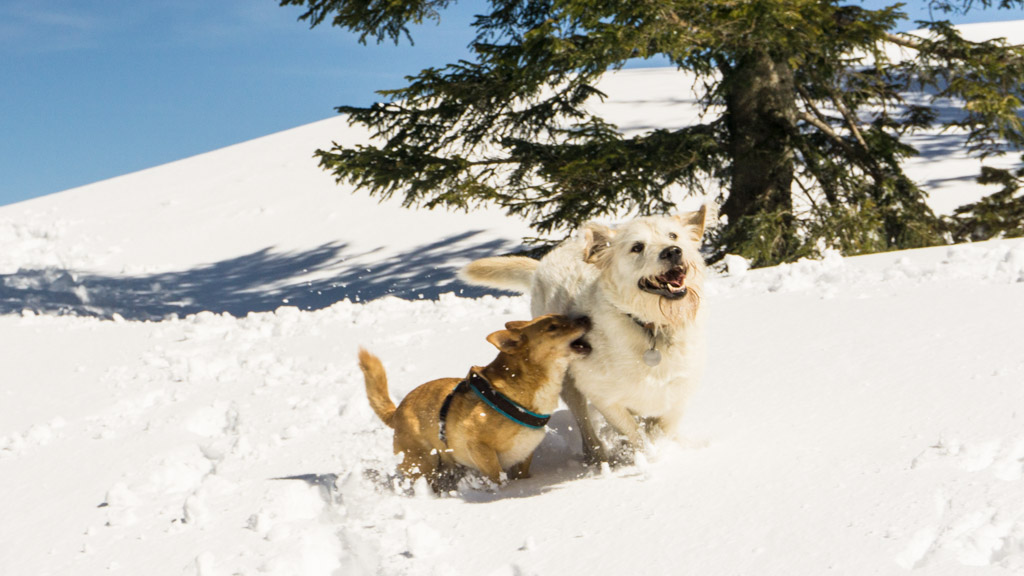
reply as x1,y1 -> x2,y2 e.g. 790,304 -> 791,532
280,0 -> 1024,266
948,154 -> 1024,240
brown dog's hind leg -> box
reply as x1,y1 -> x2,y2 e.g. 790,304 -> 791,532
400,449 -> 467,493
431,462 -> 465,493
398,449 -> 437,486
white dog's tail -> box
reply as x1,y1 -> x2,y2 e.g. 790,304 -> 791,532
458,256 -> 538,293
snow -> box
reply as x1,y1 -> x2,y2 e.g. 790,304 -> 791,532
2,19 -> 1023,576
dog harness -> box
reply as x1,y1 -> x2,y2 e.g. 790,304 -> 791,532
438,371 -> 551,445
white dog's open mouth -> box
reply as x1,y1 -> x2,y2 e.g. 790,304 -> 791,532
638,267 -> 688,299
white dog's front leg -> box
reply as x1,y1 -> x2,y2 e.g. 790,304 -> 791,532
654,408 -> 687,441
561,376 -> 607,464
593,403 -> 644,452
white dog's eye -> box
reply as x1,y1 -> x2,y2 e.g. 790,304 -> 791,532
668,232 -> 678,240
630,242 -> 645,254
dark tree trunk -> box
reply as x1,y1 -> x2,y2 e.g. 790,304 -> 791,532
720,49 -> 799,263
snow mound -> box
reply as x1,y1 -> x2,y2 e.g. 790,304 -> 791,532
2,18 -> 1024,576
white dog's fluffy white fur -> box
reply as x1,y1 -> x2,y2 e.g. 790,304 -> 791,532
460,206 -> 711,462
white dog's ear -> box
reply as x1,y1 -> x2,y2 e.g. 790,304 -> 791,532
582,222 -> 615,267
677,203 -> 715,242
486,329 -> 523,353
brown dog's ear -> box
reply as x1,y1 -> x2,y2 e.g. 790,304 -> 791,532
504,320 -> 530,331
583,222 -> 615,267
486,329 -> 524,353
677,203 -> 714,242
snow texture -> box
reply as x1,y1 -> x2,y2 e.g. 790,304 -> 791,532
1,20 -> 1023,576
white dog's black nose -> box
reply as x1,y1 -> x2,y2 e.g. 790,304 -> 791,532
659,246 -> 683,264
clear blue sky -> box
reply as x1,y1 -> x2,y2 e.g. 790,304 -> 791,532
2,1 -> 1021,207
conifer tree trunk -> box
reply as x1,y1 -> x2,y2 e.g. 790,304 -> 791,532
720,49 -> 799,262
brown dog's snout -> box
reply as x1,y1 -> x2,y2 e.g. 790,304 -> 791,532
569,316 -> 593,356
573,315 -> 592,331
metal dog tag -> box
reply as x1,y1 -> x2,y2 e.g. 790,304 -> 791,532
642,348 -> 662,367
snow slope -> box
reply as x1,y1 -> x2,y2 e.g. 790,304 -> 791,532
1,19 -> 1023,576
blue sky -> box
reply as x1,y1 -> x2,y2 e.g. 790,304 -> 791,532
1,1 -> 1021,207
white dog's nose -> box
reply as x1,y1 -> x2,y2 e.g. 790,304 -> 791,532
659,246 -> 683,263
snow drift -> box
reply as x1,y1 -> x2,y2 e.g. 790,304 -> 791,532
1,19 -> 1023,576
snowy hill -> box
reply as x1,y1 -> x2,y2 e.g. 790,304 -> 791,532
2,20 -> 1023,576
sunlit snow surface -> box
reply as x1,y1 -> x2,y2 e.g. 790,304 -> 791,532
2,20 -> 1023,576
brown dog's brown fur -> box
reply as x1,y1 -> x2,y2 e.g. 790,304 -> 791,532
359,314 -> 589,492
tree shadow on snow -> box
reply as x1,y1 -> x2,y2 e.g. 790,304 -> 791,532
0,231 -> 519,321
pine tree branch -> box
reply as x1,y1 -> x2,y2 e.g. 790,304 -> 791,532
827,89 -> 870,152
793,170 -> 824,211
796,86 -> 838,135
794,88 -> 862,159
796,108 -> 884,185
885,30 -> 1024,53
884,31 -> 924,51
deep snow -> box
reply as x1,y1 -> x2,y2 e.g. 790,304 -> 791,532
2,19 -> 1024,576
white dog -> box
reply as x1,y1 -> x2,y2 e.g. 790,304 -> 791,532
460,206 -> 711,463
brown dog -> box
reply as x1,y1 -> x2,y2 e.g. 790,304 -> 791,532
358,314 -> 591,492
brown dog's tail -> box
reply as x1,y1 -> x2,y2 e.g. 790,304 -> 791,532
458,256 -> 538,293
358,348 -> 396,427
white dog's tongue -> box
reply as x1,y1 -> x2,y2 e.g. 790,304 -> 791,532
659,268 -> 686,289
